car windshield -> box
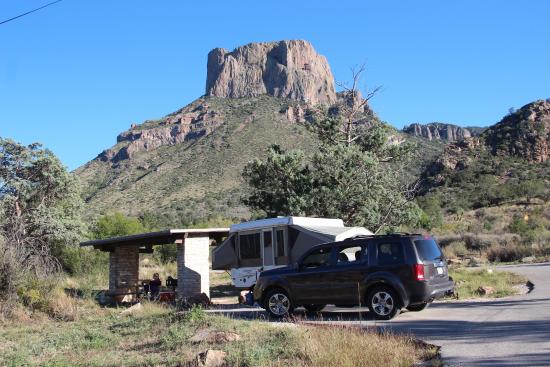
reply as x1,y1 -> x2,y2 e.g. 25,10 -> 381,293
414,239 -> 443,261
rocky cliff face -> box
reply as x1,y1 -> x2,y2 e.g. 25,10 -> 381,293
403,122 -> 480,141
206,40 -> 336,106
97,100 -> 224,163
422,99 -> 550,188
484,99 -> 550,163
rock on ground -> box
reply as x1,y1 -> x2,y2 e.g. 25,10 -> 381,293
196,349 -> 227,367
189,329 -> 241,344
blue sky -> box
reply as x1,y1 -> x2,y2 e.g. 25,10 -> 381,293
1,0 -> 549,170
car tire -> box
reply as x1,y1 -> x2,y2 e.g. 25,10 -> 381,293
367,286 -> 401,320
264,288 -> 294,318
303,304 -> 325,313
406,302 -> 430,312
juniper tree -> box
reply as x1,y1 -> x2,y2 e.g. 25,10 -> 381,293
0,138 -> 84,282
243,66 -> 420,233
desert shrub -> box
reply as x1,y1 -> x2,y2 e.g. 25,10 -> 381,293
462,233 -> 520,251
15,277 -> 78,321
486,243 -> 531,262
442,241 -> 468,259
55,245 -> 108,276
0,238 -> 24,316
416,195 -> 444,230
436,234 -> 463,248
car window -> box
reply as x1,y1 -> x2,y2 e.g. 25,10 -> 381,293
301,247 -> 332,269
336,245 -> 365,265
414,239 -> 443,261
377,242 -> 404,265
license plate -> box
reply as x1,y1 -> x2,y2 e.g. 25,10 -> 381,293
437,267 -> 444,275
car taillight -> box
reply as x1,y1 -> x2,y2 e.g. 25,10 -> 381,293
413,263 -> 425,281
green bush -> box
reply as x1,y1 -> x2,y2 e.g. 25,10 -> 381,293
91,212 -> 146,239
55,246 -> 108,276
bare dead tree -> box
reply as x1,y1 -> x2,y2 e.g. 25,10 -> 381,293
335,63 -> 382,146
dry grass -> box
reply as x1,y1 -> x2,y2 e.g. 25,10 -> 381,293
298,326 -> 437,367
139,258 -> 177,280
0,299 -> 438,367
449,267 -> 528,299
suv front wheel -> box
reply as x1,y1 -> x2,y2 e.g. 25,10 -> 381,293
367,286 -> 401,320
264,288 -> 294,318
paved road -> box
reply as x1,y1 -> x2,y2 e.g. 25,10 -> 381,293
374,263 -> 550,366
210,263 -> 550,366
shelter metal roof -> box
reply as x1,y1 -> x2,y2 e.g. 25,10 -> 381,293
80,228 -> 229,251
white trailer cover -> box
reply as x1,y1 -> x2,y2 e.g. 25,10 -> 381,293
288,225 -> 372,260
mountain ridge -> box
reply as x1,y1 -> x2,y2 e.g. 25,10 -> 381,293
75,40 -> 548,223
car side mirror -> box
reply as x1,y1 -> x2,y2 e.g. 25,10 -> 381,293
293,262 -> 300,271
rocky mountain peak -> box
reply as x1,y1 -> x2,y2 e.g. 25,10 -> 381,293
484,99 -> 550,162
206,40 -> 336,106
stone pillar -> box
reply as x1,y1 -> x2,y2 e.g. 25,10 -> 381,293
177,234 -> 210,299
108,245 -> 140,301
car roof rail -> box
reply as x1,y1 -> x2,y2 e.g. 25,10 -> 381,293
350,232 -> 423,239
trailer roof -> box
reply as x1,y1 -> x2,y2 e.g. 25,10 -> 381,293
230,216 -> 344,233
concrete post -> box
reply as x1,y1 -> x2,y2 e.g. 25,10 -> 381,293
177,234 -> 210,299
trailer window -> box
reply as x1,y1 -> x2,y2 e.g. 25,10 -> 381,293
239,233 -> 261,259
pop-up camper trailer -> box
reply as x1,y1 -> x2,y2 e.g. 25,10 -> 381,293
212,216 -> 372,288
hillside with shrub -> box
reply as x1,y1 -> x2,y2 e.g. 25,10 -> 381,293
417,100 -> 550,263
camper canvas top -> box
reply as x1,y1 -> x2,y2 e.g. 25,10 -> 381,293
229,216 -> 345,233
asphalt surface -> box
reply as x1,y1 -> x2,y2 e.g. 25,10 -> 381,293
209,263 -> 550,366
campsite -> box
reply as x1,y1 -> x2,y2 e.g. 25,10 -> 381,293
1,1 -> 550,366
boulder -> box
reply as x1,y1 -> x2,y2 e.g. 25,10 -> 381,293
196,349 -> 227,367
476,286 -> 495,296
189,329 -> 241,344
120,302 -> 143,316
522,256 -> 536,263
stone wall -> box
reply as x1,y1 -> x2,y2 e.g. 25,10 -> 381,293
177,234 -> 210,299
108,246 -> 139,298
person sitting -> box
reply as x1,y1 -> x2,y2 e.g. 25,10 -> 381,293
166,276 -> 177,292
149,273 -> 161,300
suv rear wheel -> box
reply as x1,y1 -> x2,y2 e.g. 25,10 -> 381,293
264,288 -> 293,318
367,286 -> 401,320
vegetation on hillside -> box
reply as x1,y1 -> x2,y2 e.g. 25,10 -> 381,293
243,70 -> 421,232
